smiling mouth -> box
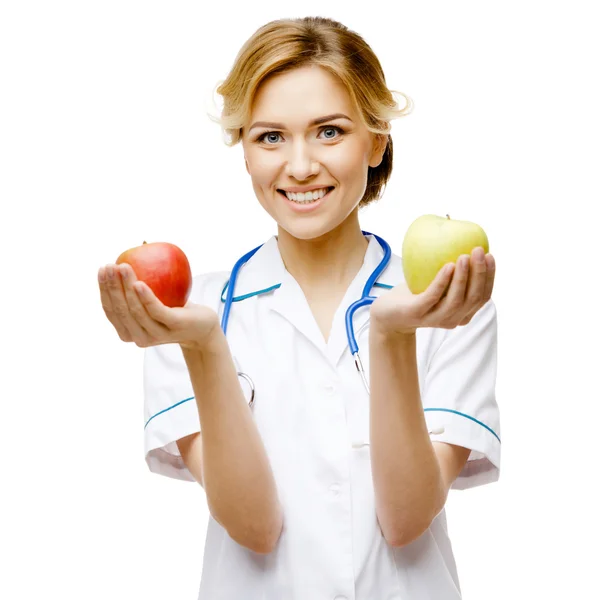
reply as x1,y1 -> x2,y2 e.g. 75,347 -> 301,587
277,186 -> 334,203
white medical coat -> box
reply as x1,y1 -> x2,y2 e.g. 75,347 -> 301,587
143,234 -> 501,600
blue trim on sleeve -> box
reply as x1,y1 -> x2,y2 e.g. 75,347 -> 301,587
424,408 -> 501,443
144,396 -> 195,430
220,281 -> 281,303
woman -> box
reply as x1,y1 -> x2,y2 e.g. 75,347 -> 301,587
98,16 -> 500,600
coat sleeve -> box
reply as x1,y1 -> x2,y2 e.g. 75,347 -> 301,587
421,299 -> 501,490
142,271 -> 228,482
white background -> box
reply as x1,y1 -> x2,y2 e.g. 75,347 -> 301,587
1,1 -> 598,598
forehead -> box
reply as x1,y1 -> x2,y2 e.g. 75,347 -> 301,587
250,66 -> 357,123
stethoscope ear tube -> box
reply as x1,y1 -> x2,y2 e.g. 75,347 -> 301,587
345,230 -> 392,356
353,352 -> 370,395
221,243 -> 264,336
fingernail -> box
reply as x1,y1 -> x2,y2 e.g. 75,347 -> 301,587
120,265 -> 128,280
460,256 -> 470,268
98,268 -> 106,283
107,265 -> 114,279
486,254 -> 495,270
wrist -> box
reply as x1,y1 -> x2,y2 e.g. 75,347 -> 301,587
369,319 -> 417,348
179,319 -> 223,354
370,315 -> 417,342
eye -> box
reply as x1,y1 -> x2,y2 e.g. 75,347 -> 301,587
256,125 -> 345,145
257,131 -> 282,144
320,126 -> 344,139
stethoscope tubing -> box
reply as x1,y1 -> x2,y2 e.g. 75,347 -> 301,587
221,243 -> 263,336
221,231 -> 392,398
345,231 -> 391,394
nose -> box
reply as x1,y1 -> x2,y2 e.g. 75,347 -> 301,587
284,142 -> 320,180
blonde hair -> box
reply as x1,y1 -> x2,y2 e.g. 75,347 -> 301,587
208,16 -> 413,208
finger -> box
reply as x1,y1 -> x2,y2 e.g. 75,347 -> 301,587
435,253 -> 470,317
105,264 -> 149,343
99,265 -> 133,342
458,252 -> 495,326
119,264 -> 170,342
483,253 -> 496,301
132,278 -> 181,330
464,247 -> 488,310
419,263 -> 455,313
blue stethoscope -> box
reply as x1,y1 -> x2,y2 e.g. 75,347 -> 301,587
220,231 -> 391,407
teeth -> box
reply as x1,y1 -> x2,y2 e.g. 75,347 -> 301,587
285,187 -> 330,203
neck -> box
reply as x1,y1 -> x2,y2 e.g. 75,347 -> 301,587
276,212 -> 368,292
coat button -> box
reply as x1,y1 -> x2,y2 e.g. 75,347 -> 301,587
329,483 -> 341,496
324,383 -> 336,395
429,426 -> 445,435
351,440 -> 369,448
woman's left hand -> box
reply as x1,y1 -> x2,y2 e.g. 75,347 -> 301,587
370,247 -> 496,335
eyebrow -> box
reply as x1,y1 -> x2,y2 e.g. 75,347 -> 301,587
248,113 -> 353,132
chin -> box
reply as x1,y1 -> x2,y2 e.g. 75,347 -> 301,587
278,220 -> 341,242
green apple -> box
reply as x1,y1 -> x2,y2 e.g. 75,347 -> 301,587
401,214 -> 489,294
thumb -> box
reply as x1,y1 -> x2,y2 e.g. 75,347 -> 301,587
184,298 -> 199,309
419,263 -> 455,311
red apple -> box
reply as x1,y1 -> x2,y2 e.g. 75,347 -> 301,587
116,241 -> 192,308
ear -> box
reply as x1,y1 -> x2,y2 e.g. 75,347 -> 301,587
369,134 -> 389,168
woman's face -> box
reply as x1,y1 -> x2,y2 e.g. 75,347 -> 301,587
241,65 -> 387,241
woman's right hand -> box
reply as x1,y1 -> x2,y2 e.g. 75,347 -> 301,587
98,263 -> 221,351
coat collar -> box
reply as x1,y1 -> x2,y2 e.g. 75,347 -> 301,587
221,234 -> 405,366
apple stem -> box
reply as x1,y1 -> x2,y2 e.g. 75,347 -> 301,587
446,214 -> 450,219
143,241 -> 147,244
